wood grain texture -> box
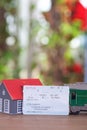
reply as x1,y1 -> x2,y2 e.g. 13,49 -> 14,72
0,113 -> 87,130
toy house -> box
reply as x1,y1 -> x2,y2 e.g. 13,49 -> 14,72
0,79 -> 42,114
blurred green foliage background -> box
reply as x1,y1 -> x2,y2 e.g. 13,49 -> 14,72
0,0 -> 84,85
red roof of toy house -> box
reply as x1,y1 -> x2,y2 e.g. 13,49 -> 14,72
2,79 -> 42,100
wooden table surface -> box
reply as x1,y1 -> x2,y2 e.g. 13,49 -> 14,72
0,113 -> 87,130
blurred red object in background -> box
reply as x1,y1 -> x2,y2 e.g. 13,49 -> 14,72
66,0 -> 87,30
72,63 -> 83,74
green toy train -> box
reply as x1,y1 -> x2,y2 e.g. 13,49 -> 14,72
68,82 -> 87,114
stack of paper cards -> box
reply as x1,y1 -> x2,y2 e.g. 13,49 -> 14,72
23,86 -> 69,115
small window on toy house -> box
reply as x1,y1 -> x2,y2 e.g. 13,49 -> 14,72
17,100 -> 22,113
0,98 -> 2,112
71,92 -> 76,100
4,99 -> 9,113
2,89 -> 5,96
